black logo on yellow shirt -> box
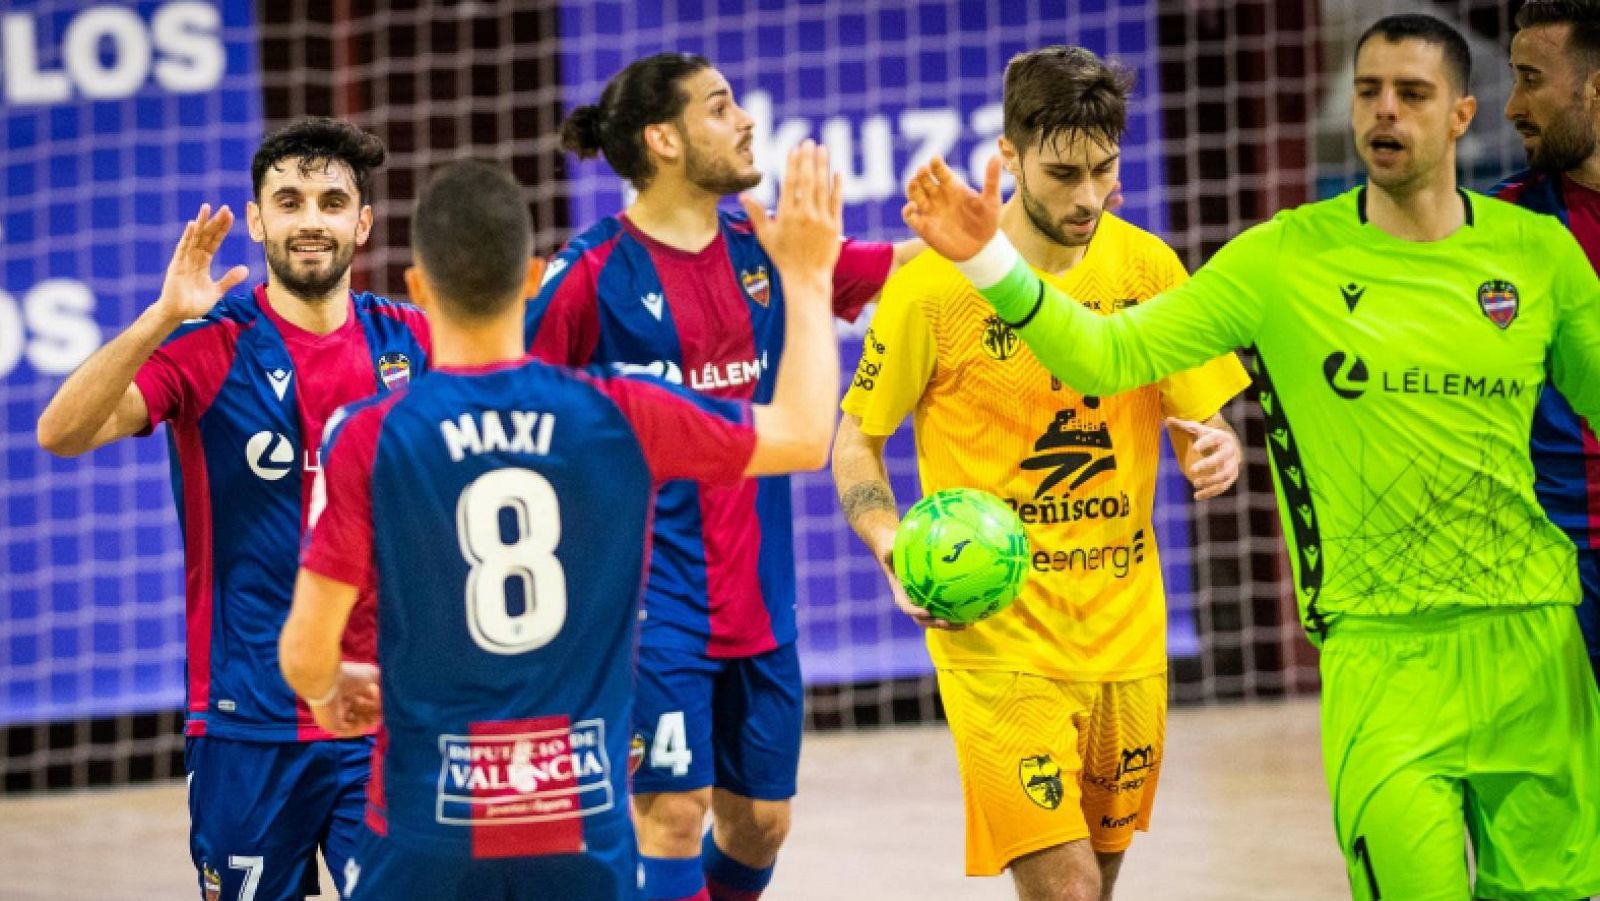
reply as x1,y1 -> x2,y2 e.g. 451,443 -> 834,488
982,315 -> 1020,361
1019,754 -> 1064,809
1117,745 -> 1154,779
1021,406 -> 1116,497
851,328 -> 887,391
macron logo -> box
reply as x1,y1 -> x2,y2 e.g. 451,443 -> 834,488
640,292 -> 664,321
266,368 -> 293,402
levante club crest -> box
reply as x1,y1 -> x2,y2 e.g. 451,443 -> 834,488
741,266 -> 771,307
379,352 -> 413,388
1477,280 -> 1519,329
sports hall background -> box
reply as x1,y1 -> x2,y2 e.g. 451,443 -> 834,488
0,0 -> 1529,800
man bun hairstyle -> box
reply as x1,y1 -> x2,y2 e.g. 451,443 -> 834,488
558,52 -> 712,188
1003,46 -> 1134,155
251,117 -> 387,202
411,159 -> 533,320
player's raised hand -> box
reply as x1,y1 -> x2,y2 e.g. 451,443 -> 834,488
740,139 -> 844,285
309,661 -> 383,738
902,155 -> 1002,263
154,204 -> 250,324
1169,417 -> 1242,501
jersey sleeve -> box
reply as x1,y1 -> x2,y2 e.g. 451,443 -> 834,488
131,319 -> 238,433
839,264 -> 938,437
301,402 -> 384,588
1548,221 -> 1600,431
1145,246 -> 1254,420
831,239 -> 895,323
599,375 -> 757,484
526,249 -> 602,366
960,221 -> 1277,397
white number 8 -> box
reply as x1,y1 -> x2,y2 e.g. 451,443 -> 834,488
456,468 -> 567,654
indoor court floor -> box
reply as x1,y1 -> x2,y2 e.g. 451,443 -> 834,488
0,697 -> 1347,900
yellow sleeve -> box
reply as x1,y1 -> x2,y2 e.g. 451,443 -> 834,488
1148,245 -> 1252,420
839,262 -> 938,437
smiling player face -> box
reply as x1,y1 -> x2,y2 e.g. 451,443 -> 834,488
1351,37 -> 1476,195
248,157 -> 373,302
674,67 -> 762,195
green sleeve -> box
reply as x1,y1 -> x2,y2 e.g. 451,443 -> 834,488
1548,222 -> 1600,431
965,221 -> 1280,397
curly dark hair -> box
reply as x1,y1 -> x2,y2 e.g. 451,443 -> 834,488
250,117 -> 387,202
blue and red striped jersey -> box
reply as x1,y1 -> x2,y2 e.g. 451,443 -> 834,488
1495,170 -> 1600,548
301,358 -> 755,858
525,210 -> 892,657
134,285 -> 429,741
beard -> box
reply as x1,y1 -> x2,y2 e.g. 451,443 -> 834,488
264,233 -> 356,301
1524,101 -> 1597,173
1017,173 -> 1098,247
684,139 -> 762,196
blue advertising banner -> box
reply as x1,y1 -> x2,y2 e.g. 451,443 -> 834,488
1,0 -> 263,724
555,0 -> 1195,684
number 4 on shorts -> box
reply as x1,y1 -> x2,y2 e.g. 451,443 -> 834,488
651,711 -> 693,776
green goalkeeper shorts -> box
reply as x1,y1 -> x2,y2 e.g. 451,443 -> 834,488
1320,604 -> 1600,901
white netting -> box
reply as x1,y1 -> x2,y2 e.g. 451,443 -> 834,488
2,0 -> 1537,789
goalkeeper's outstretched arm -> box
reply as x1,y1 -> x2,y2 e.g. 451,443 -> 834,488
903,156 -> 1266,394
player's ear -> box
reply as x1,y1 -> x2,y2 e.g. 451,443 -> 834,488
522,258 -> 547,298
997,136 -> 1020,176
1451,93 -> 1478,139
643,122 -> 681,164
404,266 -> 434,315
246,201 -> 265,243
355,204 -> 374,246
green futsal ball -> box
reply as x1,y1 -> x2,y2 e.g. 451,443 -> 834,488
892,487 -> 1030,625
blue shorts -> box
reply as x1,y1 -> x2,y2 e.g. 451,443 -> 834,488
344,821 -> 638,901
631,642 -> 803,800
187,735 -> 371,901
1579,548 -> 1600,686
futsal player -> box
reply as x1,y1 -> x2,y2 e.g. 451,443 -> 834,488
528,52 -> 915,901
832,46 -> 1247,901
280,145 -> 844,899
35,118 -> 429,901
902,15 -> 1600,900
1497,0 -> 1600,687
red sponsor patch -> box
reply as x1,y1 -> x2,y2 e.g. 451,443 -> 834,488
438,716 -> 615,859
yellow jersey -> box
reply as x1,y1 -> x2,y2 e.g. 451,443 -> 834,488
841,213 -> 1250,681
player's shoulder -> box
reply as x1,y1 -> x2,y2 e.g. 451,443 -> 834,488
162,288 -> 262,345
1088,213 -> 1182,266
1487,167 -> 1549,204
558,216 -> 627,260
720,208 -> 754,235
1469,187 -> 1567,235
538,216 -> 627,294
885,244 -> 968,298
353,291 -> 429,334
324,387 -> 408,456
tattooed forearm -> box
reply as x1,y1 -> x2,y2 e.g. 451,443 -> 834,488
840,480 -> 898,524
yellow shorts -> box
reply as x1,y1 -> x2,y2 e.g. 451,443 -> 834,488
936,668 -> 1166,875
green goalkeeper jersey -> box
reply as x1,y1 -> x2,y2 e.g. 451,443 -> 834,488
967,187 -> 1600,636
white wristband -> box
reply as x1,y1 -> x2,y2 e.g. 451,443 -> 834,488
953,232 -> 1022,290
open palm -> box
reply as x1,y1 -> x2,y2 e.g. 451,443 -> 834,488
157,204 -> 249,322
901,155 -> 1003,263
